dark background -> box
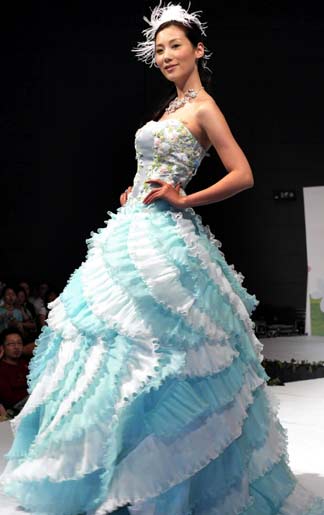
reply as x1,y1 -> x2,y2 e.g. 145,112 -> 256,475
1,1 -> 323,318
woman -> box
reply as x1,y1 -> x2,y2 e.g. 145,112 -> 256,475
1,3 -> 323,514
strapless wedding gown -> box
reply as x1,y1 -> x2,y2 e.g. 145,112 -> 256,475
1,119 -> 323,515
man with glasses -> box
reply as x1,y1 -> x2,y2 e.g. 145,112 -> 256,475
0,329 -> 29,420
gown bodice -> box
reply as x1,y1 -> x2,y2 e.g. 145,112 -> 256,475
128,119 -> 207,204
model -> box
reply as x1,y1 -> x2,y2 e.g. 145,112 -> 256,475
1,3 -> 324,514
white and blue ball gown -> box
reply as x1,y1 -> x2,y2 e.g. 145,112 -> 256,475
1,119 -> 324,515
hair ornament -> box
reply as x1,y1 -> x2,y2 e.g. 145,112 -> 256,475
133,2 -> 211,68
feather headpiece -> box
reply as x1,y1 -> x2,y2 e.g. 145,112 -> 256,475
133,2 -> 211,68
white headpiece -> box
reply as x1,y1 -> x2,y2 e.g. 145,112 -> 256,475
133,2 -> 212,69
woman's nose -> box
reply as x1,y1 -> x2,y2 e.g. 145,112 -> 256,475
163,49 -> 172,61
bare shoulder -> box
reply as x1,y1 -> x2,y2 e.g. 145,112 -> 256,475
195,94 -> 239,150
196,95 -> 226,126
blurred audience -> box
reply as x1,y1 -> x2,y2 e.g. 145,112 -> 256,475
0,280 -> 6,304
0,279 -> 58,421
0,278 -> 58,336
29,282 -> 49,329
15,288 -> 38,342
18,281 -> 37,319
0,328 -> 29,420
0,287 -> 24,334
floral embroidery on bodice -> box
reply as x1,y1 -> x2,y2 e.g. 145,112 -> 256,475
128,119 -> 207,204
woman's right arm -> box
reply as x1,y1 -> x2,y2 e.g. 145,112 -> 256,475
120,186 -> 133,206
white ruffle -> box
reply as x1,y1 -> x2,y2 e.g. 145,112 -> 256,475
81,235 -> 179,410
47,297 -> 79,339
2,360 -> 189,485
33,338 -> 106,443
128,214 -> 194,314
94,374 -> 264,513
170,211 -> 264,360
12,334 -> 82,433
263,385 -> 290,438
127,212 -> 228,342
248,417 -> 287,482
2,420 -> 108,483
81,244 -> 156,345
117,349 -> 165,411
87,207 -> 125,248
181,341 -> 239,377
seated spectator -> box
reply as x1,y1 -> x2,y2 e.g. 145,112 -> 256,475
29,282 -> 49,330
0,287 -> 24,334
0,280 -> 6,306
0,328 -> 29,419
18,280 -> 37,321
15,288 -> 38,342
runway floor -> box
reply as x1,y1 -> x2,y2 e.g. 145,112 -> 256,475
0,377 -> 323,514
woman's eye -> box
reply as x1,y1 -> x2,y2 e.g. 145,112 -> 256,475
172,44 -> 180,48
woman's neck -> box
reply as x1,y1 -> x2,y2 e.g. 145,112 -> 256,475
176,82 -> 203,99
174,69 -> 202,99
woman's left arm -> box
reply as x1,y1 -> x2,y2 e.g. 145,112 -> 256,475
181,100 -> 254,208
143,99 -> 254,209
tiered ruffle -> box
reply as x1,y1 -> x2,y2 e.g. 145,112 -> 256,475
1,200 -> 323,515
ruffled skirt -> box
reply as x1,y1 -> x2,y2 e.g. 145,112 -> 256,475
1,201 -> 323,514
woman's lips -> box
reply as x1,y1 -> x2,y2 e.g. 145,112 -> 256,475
165,65 -> 177,72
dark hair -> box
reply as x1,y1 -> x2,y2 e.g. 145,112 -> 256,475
0,327 -> 23,346
1,285 -> 16,299
152,20 -> 213,122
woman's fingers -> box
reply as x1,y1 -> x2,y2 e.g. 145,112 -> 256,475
120,193 -> 126,206
143,180 -> 182,205
143,192 -> 159,205
143,192 -> 154,204
143,187 -> 161,204
143,183 -> 162,204
145,179 -> 164,186
120,186 -> 133,206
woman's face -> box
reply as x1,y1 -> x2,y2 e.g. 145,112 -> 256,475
16,290 -> 26,305
155,25 -> 203,82
4,288 -> 16,306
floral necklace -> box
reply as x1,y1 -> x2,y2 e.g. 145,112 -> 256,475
165,87 -> 204,114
